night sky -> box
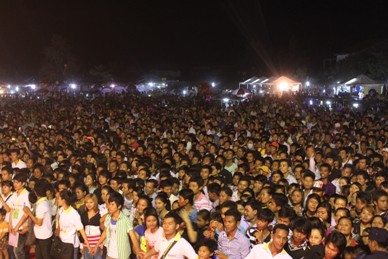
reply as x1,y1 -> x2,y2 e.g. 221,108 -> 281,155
0,0 -> 388,82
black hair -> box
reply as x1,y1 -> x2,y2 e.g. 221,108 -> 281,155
155,191 -> 171,211
257,208 -> 275,222
291,216 -> 312,235
272,224 -> 290,235
197,239 -> 218,254
59,190 -> 74,206
197,209 -> 211,221
108,191 -> 124,208
164,211 -> 182,225
144,207 -> 160,227
325,232 -> 347,256
34,180 -> 49,198
220,186 -> 233,197
220,200 -> 237,211
224,209 -> 241,222
179,188 -> 194,205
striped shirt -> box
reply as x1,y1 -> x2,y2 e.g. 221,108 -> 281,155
104,211 -> 133,259
81,211 -> 101,247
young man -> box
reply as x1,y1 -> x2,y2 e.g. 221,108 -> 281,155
140,211 -> 198,259
319,163 -> 336,197
216,209 -> 250,259
284,217 -> 312,258
0,173 -> 31,259
363,227 -> 388,258
189,177 -> 212,211
245,224 -> 292,259
10,149 -> 27,169
92,192 -> 140,259
23,180 -> 52,259
178,188 -> 197,223
279,159 -> 297,184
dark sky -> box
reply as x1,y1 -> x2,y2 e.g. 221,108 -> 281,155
0,0 -> 388,81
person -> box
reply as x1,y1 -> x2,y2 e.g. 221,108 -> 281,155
197,239 -> 217,259
143,208 -> 163,259
92,192 -> 140,259
0,208 -> 8,259
1,173 -> 31,259
323,231 -> 346,259
56,189 -> 91,259
245,224 -> 292,259
216,209 -> 250,259
284,216 -> 311,258
360,227 -> 388,258
80,194 -> 101,259
22,180 -> 52,259
139,211 -> 198,259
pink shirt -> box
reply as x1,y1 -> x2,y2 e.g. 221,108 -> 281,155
145,227 -> 163,259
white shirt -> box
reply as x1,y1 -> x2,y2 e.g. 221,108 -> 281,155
246,243 -> 292,259
58,206 -> 83,245
154,233 -> 197,259
8,189 -> 31,229
12,160 -> 27,169
34,197 -> 53,239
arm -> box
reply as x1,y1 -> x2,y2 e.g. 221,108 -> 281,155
91,228 -> 106,255
0,197 -> 11,213
129,229 -> 141,256
12,213 -> 29,235
23,206 -> 43,226
179,209 -> 197,243
78,228 -> 91,251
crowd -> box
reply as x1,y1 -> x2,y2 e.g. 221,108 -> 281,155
0,92 -> 387,259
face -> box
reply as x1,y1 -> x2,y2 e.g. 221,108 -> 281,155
371,217 -> 385,228
279,161 -> 289,174
163,217 -> 179,237
320,167 -> 330,179
219,191 -> 229,205
244,205 -> 257,222
337,218 -> 352,236
155,198 -> 166,212
137,199 -> 148,213
375,196 -> 388,212
259,189 -> 272,204
75,188 -> 85,200
325,242 -> 340,259
293,229 -> 307,246
334,198 -> 347,211
189,182 -> 201,195
303,177 -> 314,189
291,190 -> 303,205
0,182 -> 10,195
145,215 -> 158,230
197,216 -> 207,229
85,198 -> 96,211
316,207 -> 329,222
360,208 -> 374,224
271,229 -> 289,252
198,246 -> 212,259
224,215 -> 238,234
108,201 -> 121,214
307,198 -> 319,213
145,182 -> 155,195
13,180 -> 24,191
237,180 -> 249,194
309,229 -> 323,246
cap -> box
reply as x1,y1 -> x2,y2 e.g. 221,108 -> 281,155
271,141 -> 279,148
258,166 -> 270,174
368,227 -> 388,243
313,180 -> 324,190
334,123 -> 341,128
382,147 -> 388,153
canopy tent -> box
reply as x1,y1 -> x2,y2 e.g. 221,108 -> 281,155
231,87 -> 252,98
265,76 -> 302,92
339,74 -> 383,97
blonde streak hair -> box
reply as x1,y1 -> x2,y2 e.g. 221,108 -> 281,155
85,193 -> 99,212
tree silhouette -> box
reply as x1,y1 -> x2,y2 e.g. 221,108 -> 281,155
39,34 -> 78,84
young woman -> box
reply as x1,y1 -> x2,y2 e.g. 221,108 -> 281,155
56,190 -> 91,259
316,202 -> 332,229
85,174 -> 98,194
303,194 -> 321,218
74,184 -> 88,213
290,188 -> 304,216
80,194 -> 101,259
143,208 -> 163,259
154,192 -> 170,221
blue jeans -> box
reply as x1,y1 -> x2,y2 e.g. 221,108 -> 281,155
83,247 -> 103,259
13,233 -> 27,259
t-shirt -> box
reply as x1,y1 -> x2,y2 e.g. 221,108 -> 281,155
107,219 -> 118,258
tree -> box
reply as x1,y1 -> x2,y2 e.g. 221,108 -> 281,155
39,34 -> 78,84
